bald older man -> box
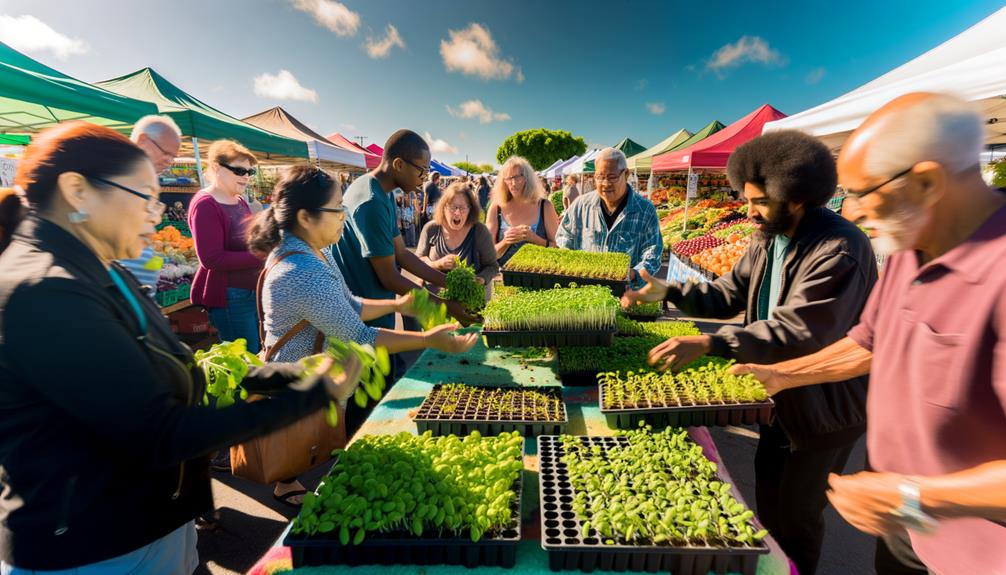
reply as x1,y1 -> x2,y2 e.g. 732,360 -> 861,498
732,93 -> 1006,575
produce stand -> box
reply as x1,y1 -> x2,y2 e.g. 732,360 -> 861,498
248,337 -> 791,574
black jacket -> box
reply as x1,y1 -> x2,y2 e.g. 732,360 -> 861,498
667,207 -> 877,450
0,216 -> 329,569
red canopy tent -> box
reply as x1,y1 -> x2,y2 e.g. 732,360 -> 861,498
327,132 -> 382,169
366,143 -> 383,156
651,104 -> 787,172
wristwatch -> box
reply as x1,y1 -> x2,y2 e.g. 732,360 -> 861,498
893,479 -> 938,534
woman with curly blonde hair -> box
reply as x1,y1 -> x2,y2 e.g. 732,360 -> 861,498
485,156 -> 560,266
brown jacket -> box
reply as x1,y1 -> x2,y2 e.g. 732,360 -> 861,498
668,207 -> 878,450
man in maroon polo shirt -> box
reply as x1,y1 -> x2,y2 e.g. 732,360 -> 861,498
732,92 -> 1006,574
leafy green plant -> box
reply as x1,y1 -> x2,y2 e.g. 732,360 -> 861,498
550,189 -> 564,217
292,430 -> 524,543
482,284 -> 618,332
194,339 -> 262,408
558,336 -> 664,375
503,245 -> 630,282
426,384 -> 564,421
300,338 -> 392,425
620,301 -> 663,318
599,358 -> 768,409
559,425 -> 768,547
441,258 -> 485,315
616,317 -> 700,338
410,288 -> 449,330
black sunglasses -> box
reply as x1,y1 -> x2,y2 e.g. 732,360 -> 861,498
219,163 -> 257,177
315,206 -> 346,215
847,166 -> 913,199
400,158 -> 430,179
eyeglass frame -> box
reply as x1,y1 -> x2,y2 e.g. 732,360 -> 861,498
594,169 -> 627,184
218,163 -> 257,177
145,136 -> 176,160
88,176 -> 166,215
399,158 -> 430,180
845,166 -> 914,200
315,206 -> 347,215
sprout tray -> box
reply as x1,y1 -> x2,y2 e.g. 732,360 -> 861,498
414,384 -> 568,436
599,385 -> 775,428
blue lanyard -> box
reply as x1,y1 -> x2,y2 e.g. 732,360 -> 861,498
108,267 -> 148,336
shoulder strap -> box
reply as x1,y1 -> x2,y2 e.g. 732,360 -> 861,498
495,205 -> 503,241
257,251 -> 325,361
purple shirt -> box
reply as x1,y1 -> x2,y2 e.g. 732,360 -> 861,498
217,201 -> 259,291
848,201 -> 1006,574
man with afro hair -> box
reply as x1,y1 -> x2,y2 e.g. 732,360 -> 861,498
623,130 -> 878,575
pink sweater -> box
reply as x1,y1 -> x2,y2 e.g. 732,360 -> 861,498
188,191 -> 263,308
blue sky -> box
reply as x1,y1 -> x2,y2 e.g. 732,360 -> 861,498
0,0 -> 1002,166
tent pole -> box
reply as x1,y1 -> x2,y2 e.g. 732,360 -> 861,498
192,136 -> 205,187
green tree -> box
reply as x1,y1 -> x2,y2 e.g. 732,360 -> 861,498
453,161 -> 483,174
992,158 -> 1006,188
478,163 -> 495,173
496,128 -> 587,171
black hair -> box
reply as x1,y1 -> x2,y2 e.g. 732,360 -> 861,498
727,130 -> 837,209
478,175 -> 488,187
383,129 -> 429,162
247,165 -> 338,255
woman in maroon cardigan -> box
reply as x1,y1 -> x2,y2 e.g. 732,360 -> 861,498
188,140 -> 263,353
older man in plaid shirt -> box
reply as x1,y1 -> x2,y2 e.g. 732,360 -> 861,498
555,147 -> 663,287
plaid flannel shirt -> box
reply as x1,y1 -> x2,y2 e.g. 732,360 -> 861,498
555,187 -> 663,287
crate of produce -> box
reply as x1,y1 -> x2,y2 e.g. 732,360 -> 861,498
286,431 -> 524,568
538,429 -> 769,575
482,285 -> 619,348
501,245 -> 630,295
597,362 -> 774,429
156,289 -> 179,307
414,384 -> 567,437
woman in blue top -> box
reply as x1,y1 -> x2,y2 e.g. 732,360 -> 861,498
247,166 -> 478,504
486,156 -> 560,266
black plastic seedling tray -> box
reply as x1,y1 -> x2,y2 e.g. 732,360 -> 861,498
286,474 -> 523,568
483,329 -> 615,348
557,370 -> 599,387
501,269 -> 629,296
414,384 -> 568,436
624,313 -> 660,323
599,385 -> 775,428
537,435 -> 769,574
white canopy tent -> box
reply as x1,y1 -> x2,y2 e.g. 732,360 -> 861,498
539,158 -> 564,176
562,149 -> 601,175
545,155 -> 580,179
763,6 -> 1006,149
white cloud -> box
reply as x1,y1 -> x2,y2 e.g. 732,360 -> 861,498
440,23 -> 522,82
446,99 -> 511,124
646,102 -> 666,116
424,131 -> 458,154
291,0 -> 360,37
253,70 -> 319,103
705,36 -> 787,77
364,24 -> 404,59
805,67 -> 826,84
0,14 -> 88,60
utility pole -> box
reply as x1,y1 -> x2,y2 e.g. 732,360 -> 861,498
353,136 -> 368,147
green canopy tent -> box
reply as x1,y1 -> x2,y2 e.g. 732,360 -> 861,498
583,137 -> 648,173
96,68 -> 309,183
0,42 -> 158,134
626,129 -> 692,174
664,120 -> 726,154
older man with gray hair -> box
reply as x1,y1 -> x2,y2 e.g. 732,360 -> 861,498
732,93 -> 1006,574
555,147 -> 662,287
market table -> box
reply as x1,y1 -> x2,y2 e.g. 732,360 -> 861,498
248,338 -> 793,575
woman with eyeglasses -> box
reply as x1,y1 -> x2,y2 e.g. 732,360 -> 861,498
249,166 -> 479,503
189,139 -> 264,353
486,156 -> 560,266
0,122 -> 363,573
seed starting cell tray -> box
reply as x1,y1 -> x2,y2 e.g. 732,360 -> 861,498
483,329 -> 615,348
414,384 -> 568,437
557,370 -> 600,387
537,435 -> 769,574
599,385 -> 775,429
286,474 -> 523,568
501,269 -> 629,296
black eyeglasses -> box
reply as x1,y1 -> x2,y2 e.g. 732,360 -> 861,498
846,166 -> 913,199
400,158 -> 430,179
147,137 -> 176,159
219,163 -> 257,177
89,176 -> 165,215
315,206 -> 346,215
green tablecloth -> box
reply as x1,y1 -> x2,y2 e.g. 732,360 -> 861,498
280,340 -> 792,575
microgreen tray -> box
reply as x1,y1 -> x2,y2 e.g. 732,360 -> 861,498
483,329 -> 615,348
537,435 -> 769,575
286,475 -> 523,568
501,269 -> 629,296
414,384 -> 567,437
599,385 -> 775,428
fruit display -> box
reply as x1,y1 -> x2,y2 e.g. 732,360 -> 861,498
598,358 -> 768,409
690,235 -> 752,277
539,425 -> 768,556
502,245 -> 629,282
482,285 -> 618,332
290,430 -> 524,543
151,225 -> 197,300
671,235 -> 725,257
441,258 -> 485,315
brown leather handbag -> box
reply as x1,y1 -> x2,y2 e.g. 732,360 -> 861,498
229,251 -> 347,484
